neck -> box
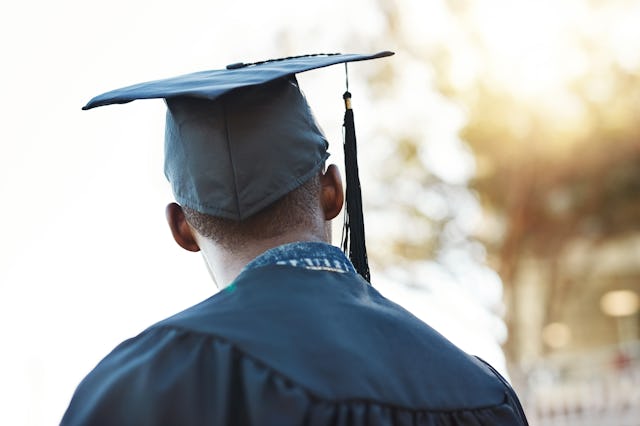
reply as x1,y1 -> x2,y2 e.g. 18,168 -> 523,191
198,230 -> 328,288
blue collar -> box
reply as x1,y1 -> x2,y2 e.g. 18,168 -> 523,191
242,242 -> 356,275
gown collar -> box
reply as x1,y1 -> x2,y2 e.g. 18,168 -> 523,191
242,241 -> 356,275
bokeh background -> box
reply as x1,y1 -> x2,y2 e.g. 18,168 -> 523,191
1,0 -> 639,424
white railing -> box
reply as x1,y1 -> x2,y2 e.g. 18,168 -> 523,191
522,342 -> 640,426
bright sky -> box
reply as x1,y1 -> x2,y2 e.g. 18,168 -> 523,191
8,0 -> 640,423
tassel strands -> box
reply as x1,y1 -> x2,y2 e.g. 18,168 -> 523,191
341,86 -> 371,283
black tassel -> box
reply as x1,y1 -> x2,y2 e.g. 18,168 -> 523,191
342,90 -> 371,282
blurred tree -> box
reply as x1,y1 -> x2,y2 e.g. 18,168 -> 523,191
429,0 -> 640,360
366,0 -> 640,362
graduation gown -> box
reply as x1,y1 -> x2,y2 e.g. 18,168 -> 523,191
61,258 -> 528,425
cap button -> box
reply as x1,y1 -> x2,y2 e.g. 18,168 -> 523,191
226,62 -> 246,70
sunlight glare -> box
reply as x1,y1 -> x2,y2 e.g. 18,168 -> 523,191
470,0 -> 588,99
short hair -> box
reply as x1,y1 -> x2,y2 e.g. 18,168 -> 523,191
183,174 -> 321,252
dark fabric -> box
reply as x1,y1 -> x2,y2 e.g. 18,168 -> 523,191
62,266 -> 528,425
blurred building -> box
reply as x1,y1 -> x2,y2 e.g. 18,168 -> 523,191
508,233 -> 640,425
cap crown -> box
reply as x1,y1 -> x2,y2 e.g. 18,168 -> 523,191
164,77 -> 328,219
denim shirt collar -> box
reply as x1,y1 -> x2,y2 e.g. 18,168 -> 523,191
242,241 -> 356,275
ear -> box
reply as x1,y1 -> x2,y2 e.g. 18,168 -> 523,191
165,203 -> 200,252
319,164 -> 344,221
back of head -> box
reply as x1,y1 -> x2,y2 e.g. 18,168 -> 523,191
182,173 -> 322,252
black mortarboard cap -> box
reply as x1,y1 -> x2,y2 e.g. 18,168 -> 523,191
83,51 -> 394,281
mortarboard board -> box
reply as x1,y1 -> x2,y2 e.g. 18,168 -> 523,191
83,51 -> 394,282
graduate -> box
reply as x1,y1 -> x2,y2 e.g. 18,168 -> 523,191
62,52 -> 528,425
